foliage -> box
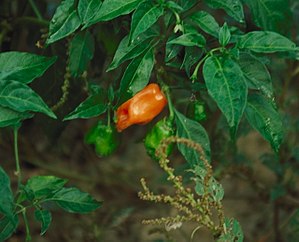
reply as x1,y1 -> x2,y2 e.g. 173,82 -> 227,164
1,0 -> 299,241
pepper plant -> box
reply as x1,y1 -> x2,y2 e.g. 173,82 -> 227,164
1,0 -> 299,241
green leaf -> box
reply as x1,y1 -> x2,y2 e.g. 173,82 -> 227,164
63,93 -> 107,120
217,218 -> 243,242
0,80 -> 56,119
118,45 -> 155,103
78,0 -> 102,25
25,176 -> 68,199
84,0 -> 140,27
167,33 -> 206,47
0,52 -> 56,84
52,187 -> 102,213
181,46 -> 203,77
237,31 -> 297,53
69,31 -> 95,77
0,166 -> 14,219
218,22 -> 231,47
107,29 -> 158,71
245,93 -> 283,153
34,209 -> 52,235
243,0 -> 291,33
178,0 -> 198,11
205,0 -> 244,23
203,55 -> 247,134
174,109 -> 210,167
46,0 -> 81,44
0,106 -> 33,128
238,52 -> 273,99
129,1 -> 163,43
0,215 -> 19,241
189,11 -> 220,38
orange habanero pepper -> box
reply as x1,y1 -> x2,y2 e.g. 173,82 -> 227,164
116,83 -> 167,132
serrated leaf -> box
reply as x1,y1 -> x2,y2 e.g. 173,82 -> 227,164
174,109 -> 210,167
118,45 -> 155,103
205,0 -> 244,23
238,52 -> 273,99
34,209 -> 52,235
0,166 -> 14,219
69,31 -> 95,77
245,93 -> 283,153
46,0 -> 81,44
107,29 -> 158,71
78,0 -> 102,25
0,215 -> 19,241
25,176 -> 68,199
203,56 -> 247,134
167,33 -> 206,47
189,11 -> 220,37
243,0 -> 291,33
52,187 -> 102,213
0,106 -> 33,128
217,218 -> 243,242
218,22 -> 231,46
129,1 -> 163,43
237,31 -> 297,53
0,80 -> 56,119
84,0 -> 140,27
63,94 -> 107,120
0,52 -> 56,84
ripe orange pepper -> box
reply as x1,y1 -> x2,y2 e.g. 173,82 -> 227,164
116,83 -> 167,132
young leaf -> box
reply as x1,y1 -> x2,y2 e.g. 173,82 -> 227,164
167,33 -> 206,47
203,55 -> 247,134
238,52 -> 273,99
0,106 -> 33,128
218,22 -> 231,47
217,218 -> 244,242
52,187 -> 102,213
25,176 -> 68,199
0,52 -> 57,84
237,31 -> 297,53
63,94 -> 107,120
78,0 -> 102,25
34,209 -> 52,235
69,30 -> 95,77
175,109 -> 211,167
0,215 -> 19,241
245,93 -> 283,153
189,11 -> 220,38
118,45 -> 155,103
205,0 -> 244,23
46,0 -> 81,44
129,1 -> 163,43
84,0 -> 140,27
0,166 -> 14,219
0,80 -> 56,119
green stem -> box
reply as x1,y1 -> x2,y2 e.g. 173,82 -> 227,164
22,209 -> 32,241
28,0 -> 43,20
14,127 -> 21,188
164,86 -> 175,121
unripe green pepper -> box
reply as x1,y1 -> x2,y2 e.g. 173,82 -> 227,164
187,100 -> 207,122
144,117 -> 174,160
85,122 -> 119,157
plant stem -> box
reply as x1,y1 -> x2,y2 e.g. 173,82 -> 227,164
14,126 -> 22,188
164,86 -> 175,121
22,209 -> 32,241
28,0 -> 43,20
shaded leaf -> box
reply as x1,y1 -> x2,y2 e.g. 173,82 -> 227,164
0,52 -> 56,84
0,80 -> 56,119
203,56 -> 247,134
175,109 -> 210,167
52,187 -> 102,213
245,92 -> 283,153
0,106 -> 33,128
34,209 -> 52,235
181,46 -> 203,77
237,31 -> 297,53
0,166 -> 14,219
129,1 -> 163,42
217,218 -> 243,242
0,215 -> 19,241
46,0 -> 81,44
178,0 -> 198,11
78,0 -> 102,25
69,31 -> 95,77
190,11 -> 220,37
167,33 -> 206,47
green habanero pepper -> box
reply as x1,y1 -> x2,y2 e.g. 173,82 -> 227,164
144,117 -> 175,160
85,121 -> 119,157
187,100 -> 207,122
